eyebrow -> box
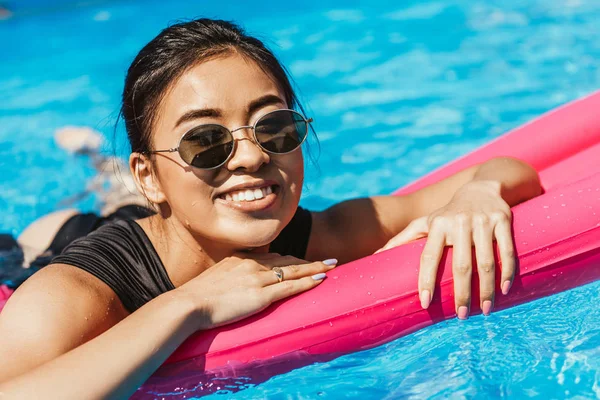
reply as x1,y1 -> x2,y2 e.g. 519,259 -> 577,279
173,94 -> 285,129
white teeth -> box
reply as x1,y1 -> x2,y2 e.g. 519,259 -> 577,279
222,185 -> 275,202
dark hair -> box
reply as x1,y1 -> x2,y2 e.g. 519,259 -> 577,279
119,18 -> 308,154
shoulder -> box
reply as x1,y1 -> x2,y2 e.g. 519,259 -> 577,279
0,263 -> 127,380
51,218 -> 174,313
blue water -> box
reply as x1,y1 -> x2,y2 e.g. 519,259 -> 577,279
1,0 -> 600,398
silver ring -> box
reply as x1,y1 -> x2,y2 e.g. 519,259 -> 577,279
272,266 -> 284,283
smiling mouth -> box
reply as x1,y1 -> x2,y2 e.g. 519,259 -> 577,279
218,185 -> 279,203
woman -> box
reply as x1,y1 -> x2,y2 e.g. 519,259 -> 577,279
0,18 -> 541,398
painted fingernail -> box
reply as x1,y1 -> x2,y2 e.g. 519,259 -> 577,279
312,273 -> 327,281
323,259 -> 338,266
420,290 -> 431,309
457,306 -> 469,320
502,280 -> 512,295
482,300 -> 493,316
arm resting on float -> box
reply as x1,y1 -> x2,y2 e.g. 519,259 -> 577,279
307,156 -> 542,263
0,271 -> 203,400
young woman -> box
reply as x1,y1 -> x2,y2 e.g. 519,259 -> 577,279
0,18 -> 541,398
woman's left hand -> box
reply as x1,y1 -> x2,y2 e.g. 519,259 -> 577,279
376,180 -> 516,319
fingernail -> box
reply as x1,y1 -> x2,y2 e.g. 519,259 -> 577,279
323,259 -> 338,266
312,273 -> 327,281
482,300 -> 493,316
419,290 -> 431,309
502,280 -> 512,295
457,306 -> 469,320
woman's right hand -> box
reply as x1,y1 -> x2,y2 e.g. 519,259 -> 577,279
176,254 -> 338,330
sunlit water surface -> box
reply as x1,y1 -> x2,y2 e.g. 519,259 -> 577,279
1,0 -> 599,398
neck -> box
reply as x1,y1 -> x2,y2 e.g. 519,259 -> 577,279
138,215 -> 268,287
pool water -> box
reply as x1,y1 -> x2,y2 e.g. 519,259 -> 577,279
1,0 -> 599,398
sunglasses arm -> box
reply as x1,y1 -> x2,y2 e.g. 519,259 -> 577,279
146,148 -> 179,154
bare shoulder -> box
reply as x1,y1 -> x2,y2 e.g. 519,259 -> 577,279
0,263 -> 128,381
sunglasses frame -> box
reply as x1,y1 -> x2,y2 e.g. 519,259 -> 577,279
147,108 -> 313,170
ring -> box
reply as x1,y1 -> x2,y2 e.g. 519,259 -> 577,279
272,266 -> 284,283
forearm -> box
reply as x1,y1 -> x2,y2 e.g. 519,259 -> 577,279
469,156 -> 542,206
0,292 -> 203,400
308,157 -> 542,261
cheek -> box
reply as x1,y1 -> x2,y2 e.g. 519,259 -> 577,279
157,161 -> 215,210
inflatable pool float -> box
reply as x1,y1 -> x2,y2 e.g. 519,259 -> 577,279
135,91 -> 600,397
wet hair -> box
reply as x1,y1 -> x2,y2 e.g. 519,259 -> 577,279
119,18 -> 308,153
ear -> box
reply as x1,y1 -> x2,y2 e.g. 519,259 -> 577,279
129,152 -> 167,205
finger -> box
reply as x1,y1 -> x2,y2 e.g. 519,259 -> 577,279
263,274 -> 327,303
494,218 -> 516,295
235,252 -> 282,260
262,255 -> 312,268
263,259 -> 338,285
472,217 -> 495,316
417,228 -> 446,309
452,219 -> 473,319
375,217 -> 429,253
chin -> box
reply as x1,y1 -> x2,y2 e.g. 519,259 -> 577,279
220,218 -> 283,249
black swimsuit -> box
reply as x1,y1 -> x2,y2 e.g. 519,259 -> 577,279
51,207 -> 312,313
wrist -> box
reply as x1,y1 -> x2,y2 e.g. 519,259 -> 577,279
162,289 -> 213,332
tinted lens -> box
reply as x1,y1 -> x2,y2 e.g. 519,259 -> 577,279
254,110 -> 308,154
179,125 -> 233,169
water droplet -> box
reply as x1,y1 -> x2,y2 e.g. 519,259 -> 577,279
335,289 -> 339,293
367,292 -> 371,295
561,204 -> 566,207
391,308 -> 395,311
329,322 -> 333,327
543,205 -> 549,208
370,276 -> 374,279
359,275 -> 363,278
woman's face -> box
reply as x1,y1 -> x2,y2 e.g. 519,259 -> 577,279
147,53 -> 304,250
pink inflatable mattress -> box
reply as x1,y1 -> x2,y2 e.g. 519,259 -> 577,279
136,91 -> 600,396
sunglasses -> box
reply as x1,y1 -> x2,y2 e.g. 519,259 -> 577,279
147,109 -> 313,170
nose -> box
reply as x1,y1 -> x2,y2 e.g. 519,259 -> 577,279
225,128 -> 270,173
